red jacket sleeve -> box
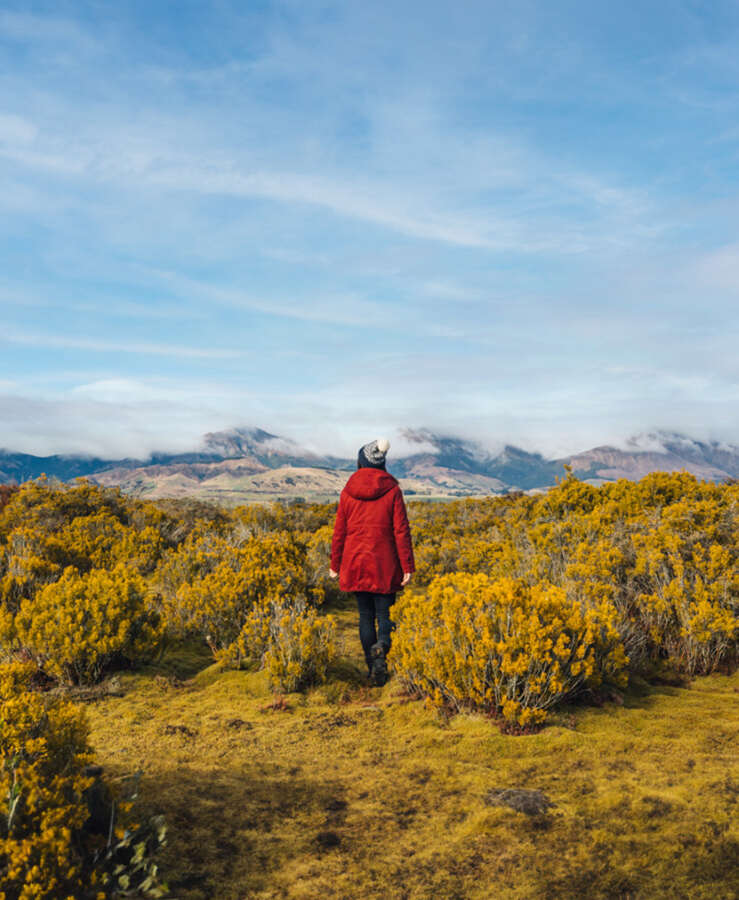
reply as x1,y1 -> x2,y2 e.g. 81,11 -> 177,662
330,493 -> 348,571
392,488 -> 415,573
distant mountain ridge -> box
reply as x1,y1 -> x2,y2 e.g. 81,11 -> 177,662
1,427 -> 737,504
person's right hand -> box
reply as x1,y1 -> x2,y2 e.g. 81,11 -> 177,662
401,572 -> 412,587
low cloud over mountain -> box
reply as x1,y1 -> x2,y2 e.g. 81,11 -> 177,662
1,427 -> 737,504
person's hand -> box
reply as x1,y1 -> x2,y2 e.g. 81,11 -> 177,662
401,572 -> 412,587
329,568 -> 338,579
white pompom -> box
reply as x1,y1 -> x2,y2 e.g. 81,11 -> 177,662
377,438 -> 390,453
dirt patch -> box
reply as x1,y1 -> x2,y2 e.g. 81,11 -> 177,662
225,718 -> 252,730
315,830 -> 341,849
164,724 -> 197,738
642,795 -> 672,819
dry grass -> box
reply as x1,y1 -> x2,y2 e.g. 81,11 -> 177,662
85,597 -> 739,900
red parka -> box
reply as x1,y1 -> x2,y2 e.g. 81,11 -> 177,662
331,468 -> 415,593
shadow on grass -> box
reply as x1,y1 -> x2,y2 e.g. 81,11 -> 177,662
325,655 -> 368,688
143,639 -> 214,681
136,765 -> 348,900
621,675 -> 692,708
320,591 -> 358,621
550,673 -> 696,729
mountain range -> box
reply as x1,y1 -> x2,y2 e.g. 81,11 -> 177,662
1,427 -> 737,504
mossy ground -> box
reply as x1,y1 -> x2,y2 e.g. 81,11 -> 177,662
86,597 -> 739,899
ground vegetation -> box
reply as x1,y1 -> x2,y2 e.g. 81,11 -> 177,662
0,473 -> 736,897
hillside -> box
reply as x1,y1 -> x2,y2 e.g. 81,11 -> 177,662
2,427 -> 739,503
567,433 -> 739,483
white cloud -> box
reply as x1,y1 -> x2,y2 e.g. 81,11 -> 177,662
70,378 -> 193,404
0,389 -> 242,458
1,361 -> 738,461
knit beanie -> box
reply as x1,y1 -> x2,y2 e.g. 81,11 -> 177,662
358,438 -> 390,469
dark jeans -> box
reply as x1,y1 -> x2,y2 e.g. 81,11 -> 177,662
355,592 -> 396,672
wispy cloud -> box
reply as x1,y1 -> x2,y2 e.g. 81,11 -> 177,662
2,330 -> 241,359
0,10 -> 99,51
0,112 -> 37,143
145,270 -> 395,327
0,130 -> 649,254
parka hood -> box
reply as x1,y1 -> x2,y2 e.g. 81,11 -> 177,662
343,468 -> 398,501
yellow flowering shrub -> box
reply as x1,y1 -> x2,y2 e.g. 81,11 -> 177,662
1,662 -> 93,899
0,480 -> 169,578
231,500 -> 336,540
406,472 -> 738,680
0,485 -> 17,512
0,479 -> 119,542
1,473 -> 735,714
12,565 -> 164,684
0,662 -> 167,899
44,512 -> 165,576
391,573 -> 628,726
677,595 -> 738,674
233,598 -> 336,693
632,530 -> 739,674
0,528 -> 62,611
158,530 -> 313,658
150,523 -> 221,609
305,524 -> 340,605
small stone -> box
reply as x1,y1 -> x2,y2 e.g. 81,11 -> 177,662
485,788 -> 555,816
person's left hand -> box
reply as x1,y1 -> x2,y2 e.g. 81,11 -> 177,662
329,568 -> 338,579
401,572 -> 412,586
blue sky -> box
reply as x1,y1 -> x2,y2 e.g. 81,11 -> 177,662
1,0 -> 738,458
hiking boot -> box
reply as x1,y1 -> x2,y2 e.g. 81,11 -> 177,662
370,642 -> 388,687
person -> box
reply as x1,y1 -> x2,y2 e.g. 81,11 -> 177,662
329,438 -> 415,686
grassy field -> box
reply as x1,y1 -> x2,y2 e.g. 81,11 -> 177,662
85,595 -> 739,900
